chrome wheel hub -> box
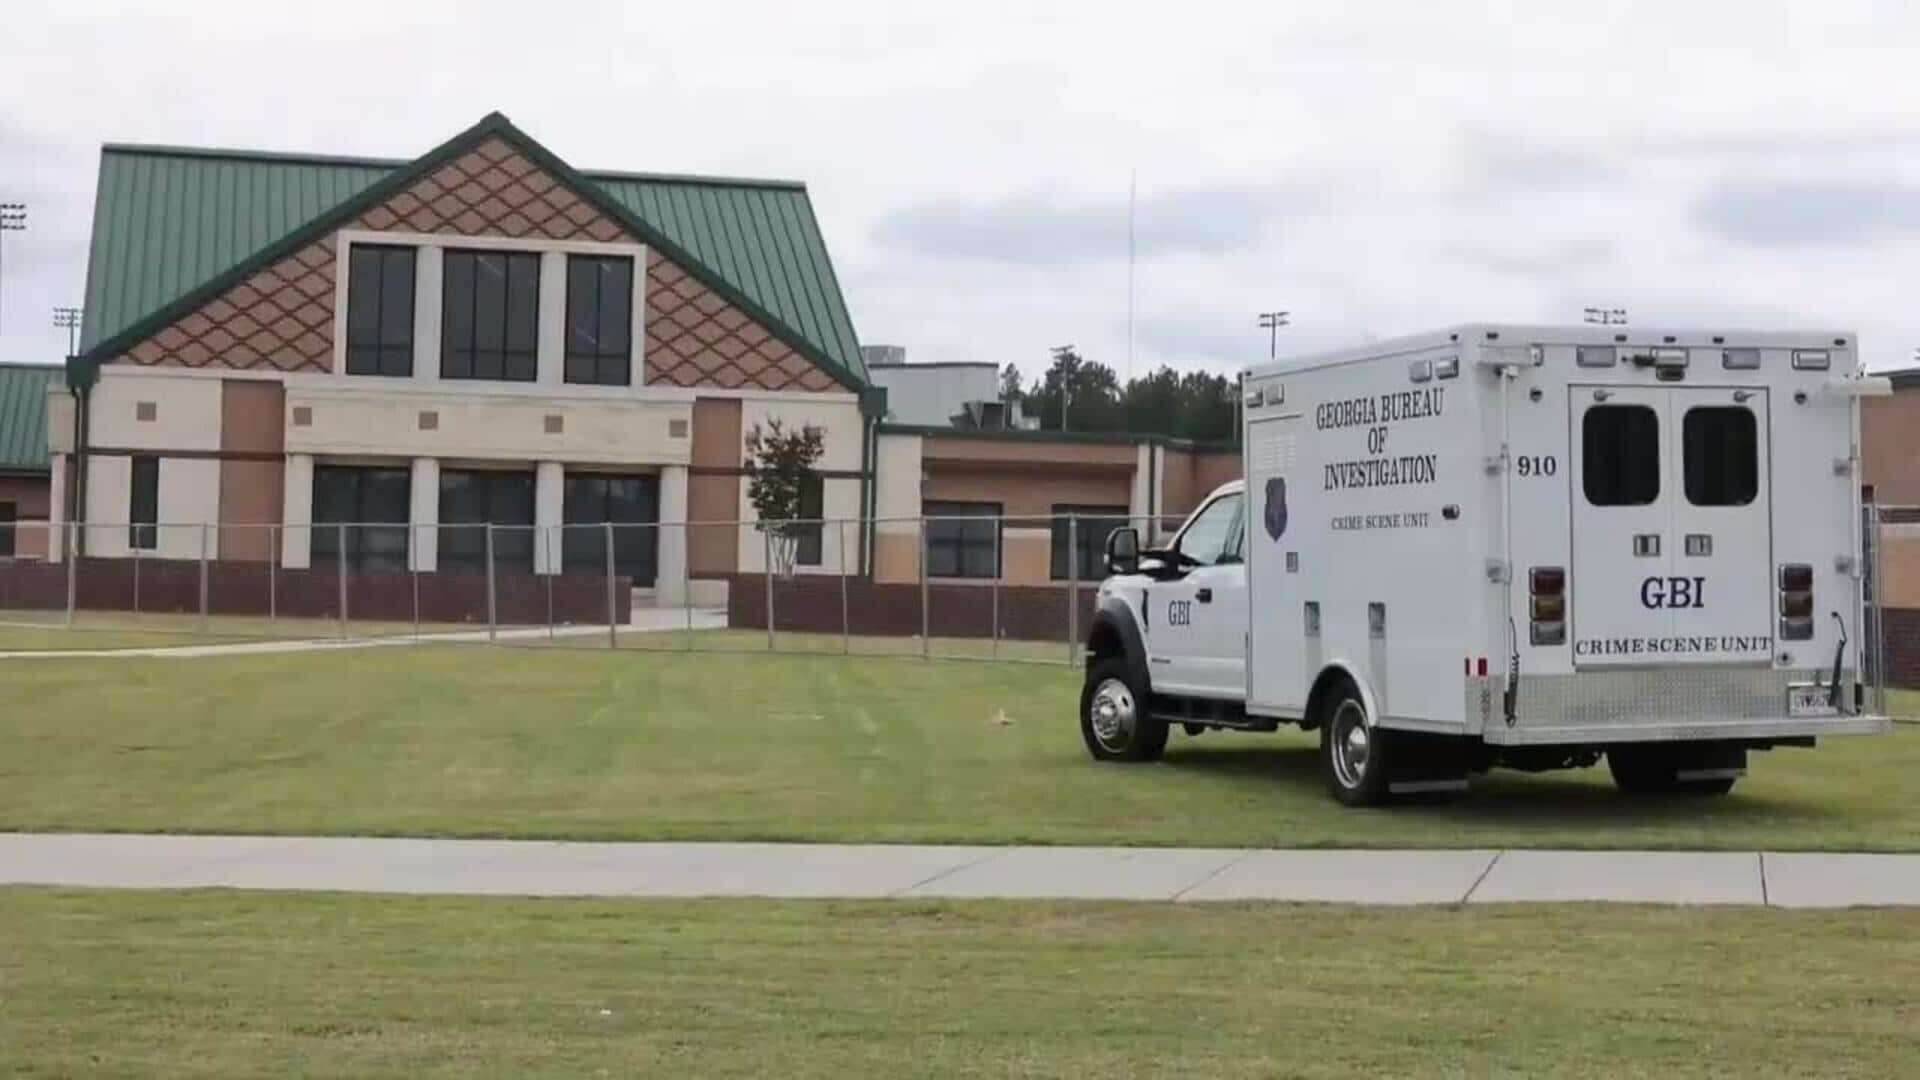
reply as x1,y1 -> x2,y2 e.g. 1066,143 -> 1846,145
1089,678 -> 1136,750
1331,701 -> 1370,788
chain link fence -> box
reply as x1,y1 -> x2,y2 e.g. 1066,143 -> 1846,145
0,513 -> 1189,661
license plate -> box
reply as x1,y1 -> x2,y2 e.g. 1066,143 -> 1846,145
1787,683 -> 1839,718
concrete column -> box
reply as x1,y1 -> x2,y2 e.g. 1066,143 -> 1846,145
281,453 -> 314,569
413,246 -> 443,385
47,454 -> 67,562
1130,442 -> 1152,530
409,456 -> 440,572
656,464 -> 689,604
534,461 -> 564,575
537,251 -> 566,386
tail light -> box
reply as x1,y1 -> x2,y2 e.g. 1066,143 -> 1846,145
1530,566 -> 1566,645
1779,563 -> 1813,640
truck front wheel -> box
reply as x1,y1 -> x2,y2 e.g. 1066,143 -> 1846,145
1080,658 -> 1168,762
1321,680 -> 1393,806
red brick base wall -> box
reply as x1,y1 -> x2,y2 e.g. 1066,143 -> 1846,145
728,573 -> 1097,642
1876,607 -> 1920,688
0,559 -> 630,626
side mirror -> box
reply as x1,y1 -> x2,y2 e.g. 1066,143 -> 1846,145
1105,526 -> 1140,575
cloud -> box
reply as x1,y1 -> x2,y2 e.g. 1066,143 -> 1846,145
870,185 -> 1304,265
1692,180 -> 1920,247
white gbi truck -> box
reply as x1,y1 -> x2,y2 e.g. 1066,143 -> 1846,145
1081,324 -> 1892,805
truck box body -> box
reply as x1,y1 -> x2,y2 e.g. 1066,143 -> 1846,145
1239,324 -> 1887,746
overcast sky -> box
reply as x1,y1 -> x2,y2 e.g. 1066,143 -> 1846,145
2,1 -> 1917,378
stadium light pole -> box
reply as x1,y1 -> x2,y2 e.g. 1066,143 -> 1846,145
0,203 -> 26,335
1583,306 -> 1628,325
1051,344 -> 1076,432
1258,310 -> 1289,360
54,306 -> 83,356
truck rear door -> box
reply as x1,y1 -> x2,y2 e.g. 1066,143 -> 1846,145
1568,385 -> 1772,666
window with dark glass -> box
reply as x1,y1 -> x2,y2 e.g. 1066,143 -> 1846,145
1582,404 -> 1661,507
310,466 -> 411,572
1683,406 -> 1758,507
438,470 -> 536,570
0,501 -> 15,558
345,245 -> 416,376
925,500 -> 1001,579
562,473 -> 660,584
565,255 -> 634,386
1051,504 -> 1129,580
793,475 -> 824,567
129,455 -> 159,550
442,250 -> 540,381
1174,494 -> 1242,566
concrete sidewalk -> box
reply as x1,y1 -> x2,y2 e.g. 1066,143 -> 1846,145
2,834 -> 1915,907
0,607 -> 728,660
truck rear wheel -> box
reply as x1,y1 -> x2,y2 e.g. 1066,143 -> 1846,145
1607,747 -> 1740,796
1080,658 -> 1168,762
1321,680 -> 1392,806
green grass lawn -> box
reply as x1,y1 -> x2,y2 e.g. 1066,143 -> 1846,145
1,646 -> 1913,850
0,888 -> 1912,1077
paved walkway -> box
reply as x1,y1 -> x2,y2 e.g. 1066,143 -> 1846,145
2,834 -> 1914,907
0,607 -> 728,660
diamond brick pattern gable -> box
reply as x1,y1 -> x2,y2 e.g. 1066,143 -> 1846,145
644,252 -> 839,392
113,135 -> 842,391
124,239 -> 336,371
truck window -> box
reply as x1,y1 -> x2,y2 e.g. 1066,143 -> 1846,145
1682,407 -> 1758,507
1175,494 -> 1242,566
1582,405 -> 1660,507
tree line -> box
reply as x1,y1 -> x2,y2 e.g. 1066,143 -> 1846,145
1000,348 -> 1238,442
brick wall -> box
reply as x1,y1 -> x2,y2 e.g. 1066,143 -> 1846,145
729,573 -> 1097,643
0,559 -> 629,626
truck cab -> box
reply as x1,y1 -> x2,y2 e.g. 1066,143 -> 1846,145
1081,480 -> 1253,759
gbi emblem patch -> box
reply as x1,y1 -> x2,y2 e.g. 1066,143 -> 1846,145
1264,476 -> 1288,540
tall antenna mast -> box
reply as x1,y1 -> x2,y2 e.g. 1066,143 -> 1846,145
1126,169 -> 1136,386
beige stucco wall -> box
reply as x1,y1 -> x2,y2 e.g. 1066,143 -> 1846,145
734,393 -> 864,575
873,432 -> 924,584
284,380 -> 693,466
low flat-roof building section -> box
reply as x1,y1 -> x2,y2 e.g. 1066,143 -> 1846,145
0,363 -> 60,560
872,425 -> 1241,588
43,112 -> 872,616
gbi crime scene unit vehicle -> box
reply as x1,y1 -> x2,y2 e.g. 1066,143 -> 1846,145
1081,324 -> 1891,805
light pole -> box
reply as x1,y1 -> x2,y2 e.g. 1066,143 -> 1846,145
0,203 -> 25,335
1257,310 -> 1289,360
1051,344 -> 1076,432
54,306 -> 82,356
1583,307 -> 1628,326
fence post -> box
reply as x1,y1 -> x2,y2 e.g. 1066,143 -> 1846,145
411,546 -> 420,640
990,516 -> 1001,662
683,520 -> 694,653
63,521 -> 76,628
485,524 -> 497,644
920,516 -> 930,660
337,523 -> 348,639
1067,515 -> 1079,665
133,535 -> 142,616
838,517 -> 850,655
1872,501 -> 1888,718
199,522 -> 211,635
605,522 -> 617,650
763,527 -> 775,652
268,524 -> 277,624
546,524 -> 556,642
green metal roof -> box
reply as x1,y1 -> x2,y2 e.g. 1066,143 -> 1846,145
0,363 -> 60,473
79,113 -> 865,385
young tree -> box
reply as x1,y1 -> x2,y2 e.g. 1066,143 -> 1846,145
743,417 -> 826,577
999,362 -> 1025,404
